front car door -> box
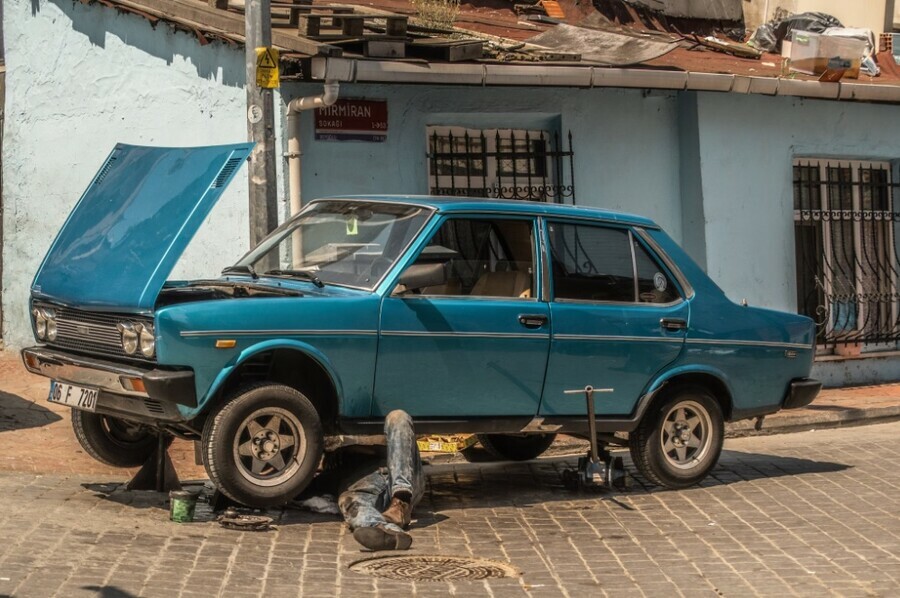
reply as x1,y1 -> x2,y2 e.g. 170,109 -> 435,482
374,215 -> 550,418
539,220 -> 688,417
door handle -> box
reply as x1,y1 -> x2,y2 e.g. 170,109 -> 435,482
660,318 -> 687,331
518,314 -> 548,329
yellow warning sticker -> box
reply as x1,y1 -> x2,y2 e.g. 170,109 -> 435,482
255,47 -> 280,89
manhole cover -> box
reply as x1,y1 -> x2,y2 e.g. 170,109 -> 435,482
349,555 -> 519,581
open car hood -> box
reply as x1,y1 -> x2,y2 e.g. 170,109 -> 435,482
31,143 -> 253,312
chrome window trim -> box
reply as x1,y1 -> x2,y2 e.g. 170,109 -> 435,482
394,294 -> 540,303
431,208 -> 662,230
553,297 -> 685,309
633,227 -> 695,300
180,329 -> 378,338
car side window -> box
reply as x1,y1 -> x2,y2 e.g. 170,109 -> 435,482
547,222 -> 634,302
404,218 -> 535,298
634,240 -> 678,303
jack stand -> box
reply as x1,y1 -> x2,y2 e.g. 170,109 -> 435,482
126,433 -> 181,493
562,386 -> 628,491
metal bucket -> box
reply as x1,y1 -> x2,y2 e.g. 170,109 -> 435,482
169,489 -> 200,523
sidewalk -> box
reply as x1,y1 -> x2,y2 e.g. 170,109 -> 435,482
1,348 -> 898,476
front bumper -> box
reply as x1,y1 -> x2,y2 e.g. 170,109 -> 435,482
21,347 -> 193,423
783,378 -> 822,410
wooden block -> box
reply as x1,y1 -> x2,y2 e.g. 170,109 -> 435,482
208,0 -> 228,8
339,16 -> 365,37
541,0 -> 565,19
299,14 -> 322,36
385,16 -> 408,37
365,39 -> 406,58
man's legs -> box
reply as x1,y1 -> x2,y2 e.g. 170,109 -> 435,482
339,468 -> 413,551
384,409 -> 425,509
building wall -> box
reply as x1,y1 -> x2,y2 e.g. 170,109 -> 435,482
283,83 -> 683,241
694,92 -> 900,314
2,0 -> 254,347
743,0 -> 891,34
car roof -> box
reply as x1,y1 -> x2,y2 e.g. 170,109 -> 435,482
317,195 -> 660,229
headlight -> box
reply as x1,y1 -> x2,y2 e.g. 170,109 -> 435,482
118,322 -> 138,355
139,324 -> 155,358
43,308 -> 58,341
33,308 -> 47,340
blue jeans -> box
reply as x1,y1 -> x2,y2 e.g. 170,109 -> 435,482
338,410 -> 424,532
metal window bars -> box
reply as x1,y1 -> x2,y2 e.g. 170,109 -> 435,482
793,161 -> 900,348
427,129 -> 575,202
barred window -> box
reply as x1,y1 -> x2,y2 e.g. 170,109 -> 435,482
793,160 -> 898,350
426,126 -> 574,202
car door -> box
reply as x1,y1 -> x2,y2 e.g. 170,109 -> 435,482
373,215 -> 550,418
539,220 -> 688,417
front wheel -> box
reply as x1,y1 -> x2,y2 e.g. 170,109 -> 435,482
71,410 -> 169,467
628,387 -> 724,489
202,383 -> 323,508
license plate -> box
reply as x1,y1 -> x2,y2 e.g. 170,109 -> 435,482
48,381 -> 98,412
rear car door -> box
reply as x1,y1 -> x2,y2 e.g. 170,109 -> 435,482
539,221 -> 688,417
374,215 -> 550,418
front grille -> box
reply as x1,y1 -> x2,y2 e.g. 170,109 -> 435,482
35,302 -> 156,364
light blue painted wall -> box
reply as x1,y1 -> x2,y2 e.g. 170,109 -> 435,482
694,93 -> 900,313
282,83 -> 684,242
1,0 -> 272,347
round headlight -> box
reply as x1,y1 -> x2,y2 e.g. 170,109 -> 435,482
118,322 -> 138,355
139,325 -> 155,358
43,308 -> 58,341
33,309 -> 47,340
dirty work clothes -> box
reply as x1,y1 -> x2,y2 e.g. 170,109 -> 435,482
338,410 -> 424,533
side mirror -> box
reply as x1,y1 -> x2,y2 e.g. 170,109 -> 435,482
396,262 -> 448,292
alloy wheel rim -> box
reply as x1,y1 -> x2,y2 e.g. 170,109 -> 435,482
233,407 -> 305,487
660,400 -> 712,470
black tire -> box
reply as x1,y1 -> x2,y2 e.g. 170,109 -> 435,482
468,433 -> 557,461
71,410 -> 169,468
628,386 -> 724,489
202,383 -> 323,508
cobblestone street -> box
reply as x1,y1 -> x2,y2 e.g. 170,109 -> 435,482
1,420 -> 899,597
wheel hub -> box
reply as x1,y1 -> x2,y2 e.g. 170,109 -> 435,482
252,429 -> 281,460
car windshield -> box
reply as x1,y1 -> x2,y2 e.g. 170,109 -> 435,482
232,200 -> 432,290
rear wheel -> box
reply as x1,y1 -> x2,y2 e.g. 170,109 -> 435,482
466,433 -> 557,461
628,387 -> 724,489
202,383 -> 323,508
72,410 -> 168,467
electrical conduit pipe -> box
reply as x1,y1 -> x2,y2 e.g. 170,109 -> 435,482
286,81 -> 340,265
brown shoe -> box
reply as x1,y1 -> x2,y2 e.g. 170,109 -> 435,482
381,496 -> 412,529
353,524 -> 413,551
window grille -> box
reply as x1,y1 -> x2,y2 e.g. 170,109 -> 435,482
793,160 -> 900,349
426,127 -> 575,202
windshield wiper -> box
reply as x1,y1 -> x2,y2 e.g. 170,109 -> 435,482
222,264 -> 258,280
264,269 -> 325,288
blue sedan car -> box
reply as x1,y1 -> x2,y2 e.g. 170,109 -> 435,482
22,143 -> 820,507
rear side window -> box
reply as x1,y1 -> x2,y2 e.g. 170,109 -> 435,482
547,223 -> 634,302
634,241 -> 678,303
547,221 -> 680,304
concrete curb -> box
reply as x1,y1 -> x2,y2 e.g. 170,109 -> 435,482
725,405 -> 900,438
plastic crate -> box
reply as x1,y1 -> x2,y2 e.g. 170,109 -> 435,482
790,30 -> 865,79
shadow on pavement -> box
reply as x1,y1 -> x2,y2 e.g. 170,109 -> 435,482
81,586 -> 139,598
0,391 -> 62,432
75,448 -> 849,525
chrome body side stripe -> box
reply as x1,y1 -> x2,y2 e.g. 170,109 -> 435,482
553,334 -> 683,343
180,329 -> 378,338
685,338 -> 812,350
381,331 -> 550,340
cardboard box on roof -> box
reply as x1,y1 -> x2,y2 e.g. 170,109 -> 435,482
790,30 -> 866,79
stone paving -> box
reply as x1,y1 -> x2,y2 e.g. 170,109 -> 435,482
1,421 -> 900,597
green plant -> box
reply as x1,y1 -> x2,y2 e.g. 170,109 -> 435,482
411,0 -> 460,30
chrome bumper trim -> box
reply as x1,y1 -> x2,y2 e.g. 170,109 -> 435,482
22,347 -> 150,397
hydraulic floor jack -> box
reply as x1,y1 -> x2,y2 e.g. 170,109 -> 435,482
562,386 -> 629,492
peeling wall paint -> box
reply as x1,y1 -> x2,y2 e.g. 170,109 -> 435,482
1,0 -> 255,347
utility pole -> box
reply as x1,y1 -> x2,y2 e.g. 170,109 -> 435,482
245,0 -> 278,249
